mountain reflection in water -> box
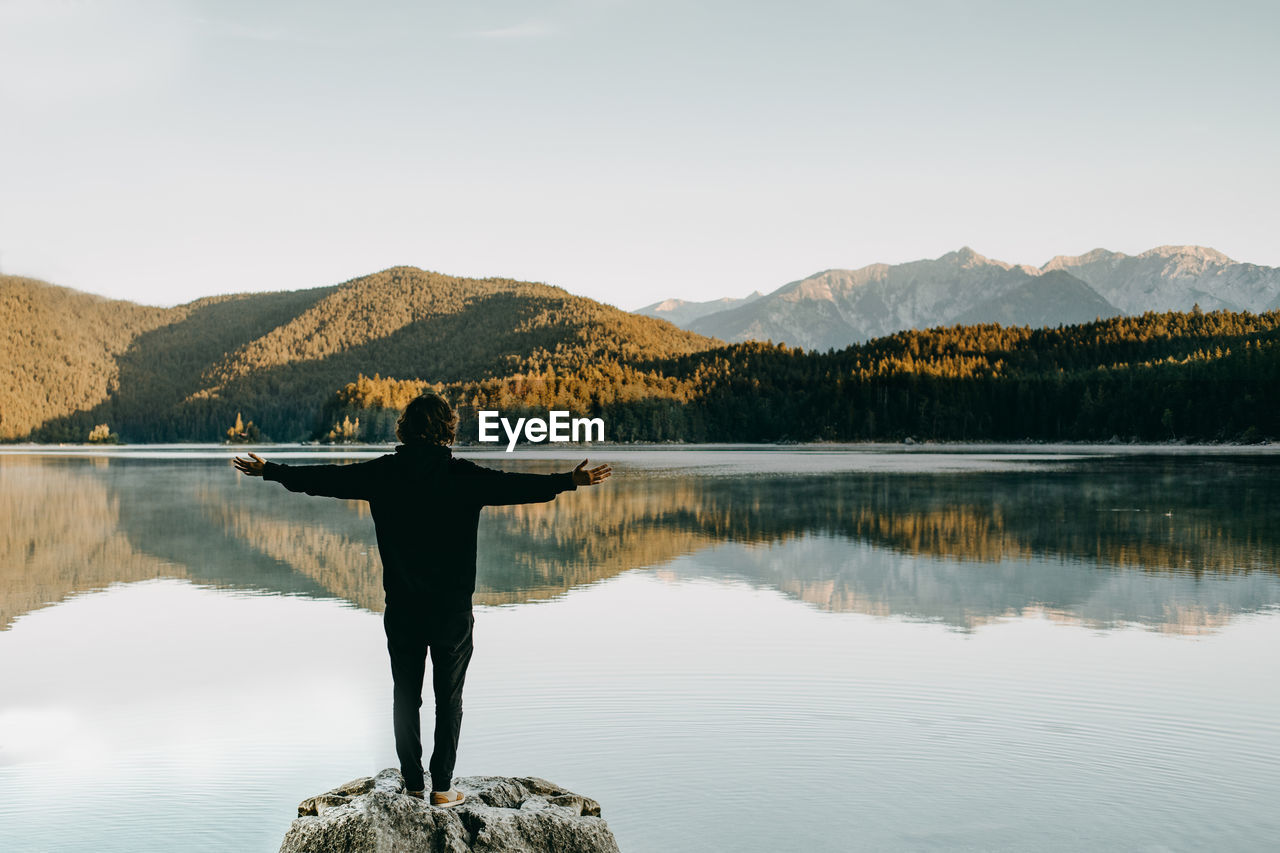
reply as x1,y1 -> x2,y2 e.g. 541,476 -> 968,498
2,450 -> 1278,634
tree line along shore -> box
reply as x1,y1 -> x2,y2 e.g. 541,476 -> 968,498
316,308 -> 1278,446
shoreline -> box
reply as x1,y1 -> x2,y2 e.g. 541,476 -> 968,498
1,439 -> 1276,458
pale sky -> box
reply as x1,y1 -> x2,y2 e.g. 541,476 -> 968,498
1,0 -> 1277,309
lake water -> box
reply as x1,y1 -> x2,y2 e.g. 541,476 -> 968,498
1,445 -> 1278,852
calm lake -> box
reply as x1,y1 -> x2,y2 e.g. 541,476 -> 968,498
2,445 -> 1278,852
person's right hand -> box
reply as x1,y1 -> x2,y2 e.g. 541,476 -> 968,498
572,460 -> 612,487
233,452 -> 267,477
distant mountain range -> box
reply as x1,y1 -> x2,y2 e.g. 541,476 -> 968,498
635,246 -> 1280,350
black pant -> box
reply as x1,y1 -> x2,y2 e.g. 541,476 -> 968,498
383,606 -> 475,792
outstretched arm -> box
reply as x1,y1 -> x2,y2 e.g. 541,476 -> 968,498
461,458 -> 612,506
233,452 -> 382,501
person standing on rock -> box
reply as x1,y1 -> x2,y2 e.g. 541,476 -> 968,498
233,393 -> 611,807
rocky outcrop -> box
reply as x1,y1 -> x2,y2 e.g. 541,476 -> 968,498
278,769 -> 621,853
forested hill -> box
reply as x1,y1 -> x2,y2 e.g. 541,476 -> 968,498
0,268 -> 717,442
1,276 -> 173,440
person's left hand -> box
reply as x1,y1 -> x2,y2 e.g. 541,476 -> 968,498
233,452 -> 267,477
572,460 -> 612,487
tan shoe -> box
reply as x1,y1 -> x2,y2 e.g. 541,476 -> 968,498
430,789 -> 465,808
405,789 -> 425,799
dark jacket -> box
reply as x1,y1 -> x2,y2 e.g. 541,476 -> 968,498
263,445 -> 577,613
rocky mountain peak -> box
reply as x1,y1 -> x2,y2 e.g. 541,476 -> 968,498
1041,248 -> 1126,272
941,246 -> 1002,269
1138,245 -> 1235,265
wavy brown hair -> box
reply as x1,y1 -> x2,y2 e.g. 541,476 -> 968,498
395,393 -> 458,446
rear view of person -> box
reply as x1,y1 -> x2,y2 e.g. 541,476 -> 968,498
233,394 -> 611,806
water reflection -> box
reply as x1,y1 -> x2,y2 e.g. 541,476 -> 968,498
2,452 -> 1278,633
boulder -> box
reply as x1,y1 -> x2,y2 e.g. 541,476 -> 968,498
278,768 -> 621,853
